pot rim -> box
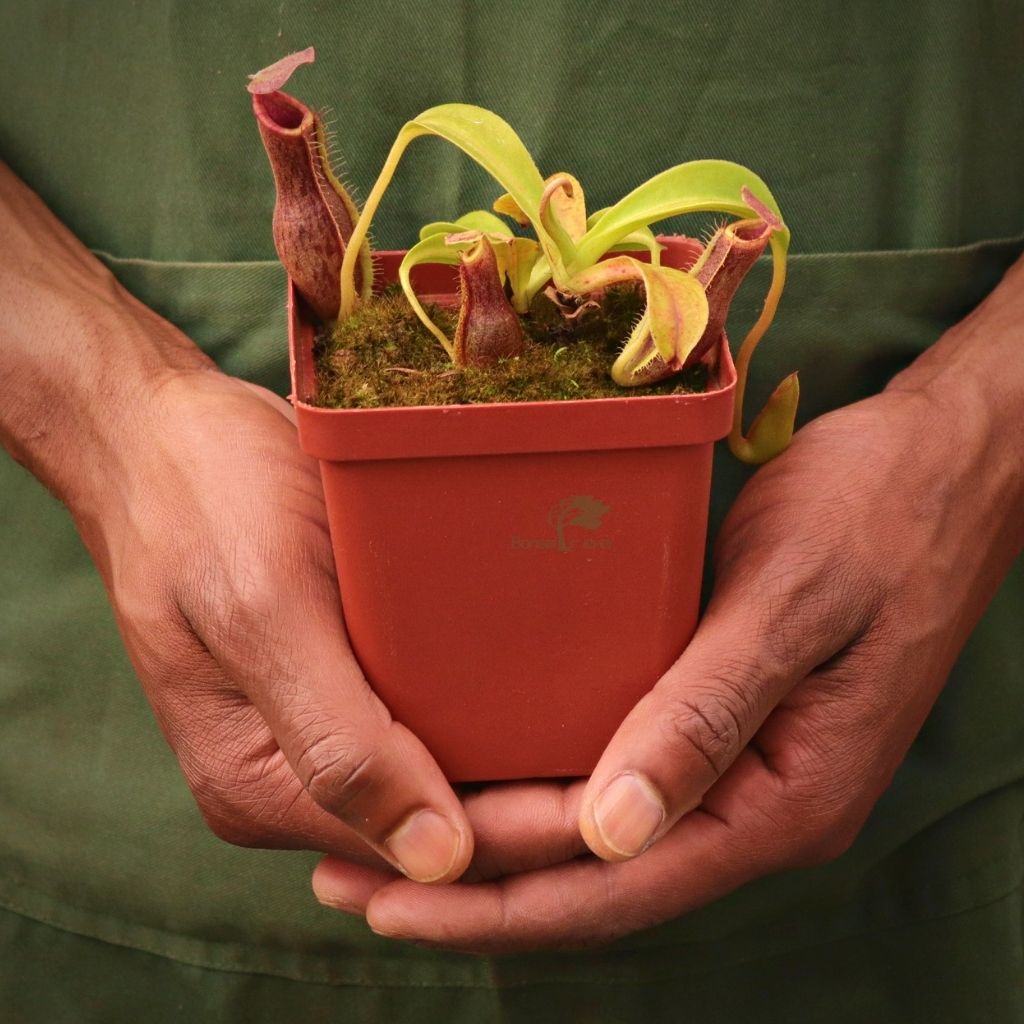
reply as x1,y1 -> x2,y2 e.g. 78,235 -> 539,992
289,241 -> 737,462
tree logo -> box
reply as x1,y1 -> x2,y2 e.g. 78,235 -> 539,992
546,495 -> 610,553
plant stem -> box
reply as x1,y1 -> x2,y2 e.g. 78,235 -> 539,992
729,233 -> 788,453
339,125 -> 426,318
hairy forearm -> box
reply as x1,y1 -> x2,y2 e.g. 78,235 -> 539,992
0,161 -> 213,508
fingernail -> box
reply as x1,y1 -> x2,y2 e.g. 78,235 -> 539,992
369,919 -> 411,941
385,809 -> 460,882
593,772 -> 666,858
311,867 -> 365,914
314,891 -> 362,915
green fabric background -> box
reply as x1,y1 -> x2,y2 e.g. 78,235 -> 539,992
1,1 -> 1022,1020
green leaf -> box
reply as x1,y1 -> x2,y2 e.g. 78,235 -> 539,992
397,233 -> 475,357
341,104 -> 575,316
576,159 -> 788,269
586,209 -> 662,258
419,210 -> 515,240
418,220 -> 464,240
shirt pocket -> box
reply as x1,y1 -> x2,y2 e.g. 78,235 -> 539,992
96,253 -> 289,391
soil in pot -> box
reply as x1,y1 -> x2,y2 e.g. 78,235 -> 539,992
312,283 -> 710,409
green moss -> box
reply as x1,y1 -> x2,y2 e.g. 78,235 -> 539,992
313,285 -> 708,408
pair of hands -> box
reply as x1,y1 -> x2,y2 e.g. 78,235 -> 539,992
81,309 -> 1020,955
4,158 -> 1017,955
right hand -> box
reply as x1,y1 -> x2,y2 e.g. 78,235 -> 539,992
72,364 -> 476,884
0,160 -> 587,893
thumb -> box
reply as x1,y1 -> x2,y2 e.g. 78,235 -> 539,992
578,573 -> 860,862
185,571 -> 473,884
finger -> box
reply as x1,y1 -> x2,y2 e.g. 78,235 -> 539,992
312,858 -> 395,916
177,546 -> 473,884
460,779 -> 589,881
363,792 -> 753,953
320,741 -> 861,953
579,546 -> 870,861
312,777 -> 590,912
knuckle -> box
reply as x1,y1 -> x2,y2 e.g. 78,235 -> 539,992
183,760 -> 261,847
658,685 -> 749,779
772,794 -> 865,869
298,733 -> 376,815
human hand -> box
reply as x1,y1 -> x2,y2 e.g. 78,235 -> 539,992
0,160 -> 573,887
311,371 -> 1023,950
68,363 -> 488,882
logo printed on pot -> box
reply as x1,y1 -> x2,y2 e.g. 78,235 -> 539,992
511,495 -> 612,553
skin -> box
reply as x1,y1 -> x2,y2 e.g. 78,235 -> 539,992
3,161 -> 1023,953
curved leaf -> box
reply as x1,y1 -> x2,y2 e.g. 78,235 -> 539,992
341,104 -> 574,316
397,233 -> 474,356
419,210 -> 516,240
493,192 -> 531,226
728,231 -> 795,459
576,159 -> 788,269
539,173 -> 588,246
586,209 -> 663,258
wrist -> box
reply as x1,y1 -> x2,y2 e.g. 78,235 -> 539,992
0,163 -> 216,513
885,256 -> 1024,553
1,274 -> 215,510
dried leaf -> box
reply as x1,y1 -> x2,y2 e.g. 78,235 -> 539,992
246,47 -> 316,95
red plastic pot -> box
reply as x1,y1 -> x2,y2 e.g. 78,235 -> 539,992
289,238 -> 736,782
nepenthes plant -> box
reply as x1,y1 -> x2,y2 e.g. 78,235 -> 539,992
249,47 -> 798,463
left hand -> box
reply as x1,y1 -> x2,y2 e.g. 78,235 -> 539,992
310,371 -> 1023,952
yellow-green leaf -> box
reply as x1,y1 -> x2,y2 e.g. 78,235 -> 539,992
341,104 -> 575,316
397,233 -> 474,357
576,160 -> 788,272
730,371 -> 800,464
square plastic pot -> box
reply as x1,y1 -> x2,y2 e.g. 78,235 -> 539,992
288,238 -> 736,782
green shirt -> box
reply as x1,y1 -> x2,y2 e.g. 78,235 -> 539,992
1,2 -> 1022,1020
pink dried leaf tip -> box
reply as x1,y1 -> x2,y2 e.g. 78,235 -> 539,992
247,47 -> 316,94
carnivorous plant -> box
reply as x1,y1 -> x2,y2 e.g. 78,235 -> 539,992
249,48 -> 798,462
